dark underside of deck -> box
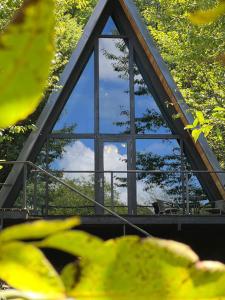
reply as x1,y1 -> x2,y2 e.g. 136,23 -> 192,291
2,212 -> 225,263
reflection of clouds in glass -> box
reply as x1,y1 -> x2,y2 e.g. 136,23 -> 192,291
136,180 -> 170,205
53,141 -> 94,182
53,142 -> 177,206
99,38 -> 128,82
104,144 -> 127,172
104,144 -> 128,205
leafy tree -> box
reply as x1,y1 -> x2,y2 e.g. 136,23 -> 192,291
135,0 -> 225,168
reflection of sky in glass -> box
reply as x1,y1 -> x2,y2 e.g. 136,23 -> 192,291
134,63 -> 171,134
53,54 -> 94,133
101,17 -> 119,35
99,38 -> 130,133
136,139 -> 180,161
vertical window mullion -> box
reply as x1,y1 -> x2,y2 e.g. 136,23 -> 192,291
128,40 -> 137,214
94,39 -> 100,136
129,40 -> 135,136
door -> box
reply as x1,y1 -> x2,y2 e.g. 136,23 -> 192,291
96,138 -> 136,215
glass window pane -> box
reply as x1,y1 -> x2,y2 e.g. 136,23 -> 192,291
134,61 -> 171,134
136,139 -> 181,170
52,54 -> 94,133
101,17 -> 120,35
103,142 -> 128,214
136,139 -> 182,210
48,139 -> 94,172
99,38 -> 130,133
37,139 -> 95,216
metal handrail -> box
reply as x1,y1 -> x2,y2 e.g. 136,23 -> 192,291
30,169 -> 225,174
1,161 -> 225,223
0,161 -> 152,237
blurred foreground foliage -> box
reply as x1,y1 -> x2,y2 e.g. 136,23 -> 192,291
0,0 -> 55,128
1,218 -> 225,299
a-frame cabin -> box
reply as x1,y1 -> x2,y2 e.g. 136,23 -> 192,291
0,0 -> 225,246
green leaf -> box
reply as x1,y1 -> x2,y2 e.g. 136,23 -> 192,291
63,236 -> 225,300
189,2 -> 225,25
38,230 -> 104,262
0,0 -> 55,128
213,106 -> 225,112
202,125 -> 213,137
61,262 -> 79,292
0,241 -> 64,299
192,128 -> 202,142
193,118 -> 199,128
216,128 -> 223,141
0,217 -> 80,242
196,111 -> 205,125
212,112 -> 225,121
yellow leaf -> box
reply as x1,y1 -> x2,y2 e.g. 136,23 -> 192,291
0,242 -> 65,299
38,230 -> 104,261
0,0 -> 55,128
0,217 -> 80,242
192,128 -> 202,142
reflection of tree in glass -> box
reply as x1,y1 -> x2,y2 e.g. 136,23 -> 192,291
136,146 -> 206,201
102,40 -> 168,133
37,126 -> 75,168
101,39 -> 129,80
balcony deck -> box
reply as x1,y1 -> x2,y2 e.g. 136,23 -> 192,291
1,208 -> 225,225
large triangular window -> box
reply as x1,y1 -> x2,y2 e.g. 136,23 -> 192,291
5,2 -> 222,217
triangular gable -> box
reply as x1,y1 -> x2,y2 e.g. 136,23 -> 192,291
0,0 -> 224,208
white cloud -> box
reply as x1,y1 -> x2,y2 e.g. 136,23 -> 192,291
103,144 -> 127,171
55,141 -> 94,181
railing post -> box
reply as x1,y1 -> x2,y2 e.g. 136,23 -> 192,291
45,175 -> 49,217
23,163 -> 27,210
111,172 -> 114,211
33,170 -> 38,214
185,171 -> 190,214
